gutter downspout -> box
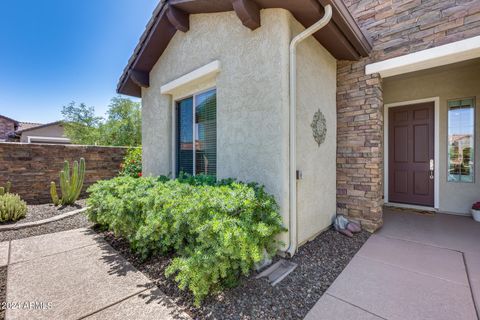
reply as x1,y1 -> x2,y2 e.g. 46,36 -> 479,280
286,5 -> 333,258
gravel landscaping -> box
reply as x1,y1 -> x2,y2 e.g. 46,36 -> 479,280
100,227 -> 370,320
0,213 -> 93,242
1,199 -> 86,226
0,266 -> 5,320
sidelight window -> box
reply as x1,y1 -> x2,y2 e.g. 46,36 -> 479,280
447,98 -> 475,183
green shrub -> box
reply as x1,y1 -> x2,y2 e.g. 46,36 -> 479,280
176,172 -> 237,187
0,193 -> 27,222
119,147 -> 142,178
86,176 -> 157,240
86,176 -> 285,305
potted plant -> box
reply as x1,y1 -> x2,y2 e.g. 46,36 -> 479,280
472,202 -> 480,222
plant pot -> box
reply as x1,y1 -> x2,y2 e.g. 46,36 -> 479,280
472,209 -> 480,222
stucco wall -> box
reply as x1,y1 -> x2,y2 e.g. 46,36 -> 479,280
142,8 -> 338,247
20,123 -> 68,143
384,59 -> 480,214
290,16 -> 337,244
142,9 -> 291,244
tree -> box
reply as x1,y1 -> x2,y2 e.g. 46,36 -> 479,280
61,102 -> 103,145
61,97 -> 142,146
101,97 -> 141,146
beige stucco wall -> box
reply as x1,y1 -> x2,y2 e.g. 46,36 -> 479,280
20,124 -> 69,143
290,16 -> 337,244
142,8 -> 338,248
384,59 -> 480,214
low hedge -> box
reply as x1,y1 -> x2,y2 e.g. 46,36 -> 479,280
86,175 -> 285,304
0,193 -> 27,222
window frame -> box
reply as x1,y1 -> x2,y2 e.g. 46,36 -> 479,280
172,86 -> 217,178
446,97 -> 476,184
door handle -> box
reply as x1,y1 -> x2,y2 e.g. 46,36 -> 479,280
429,159 -> 434,180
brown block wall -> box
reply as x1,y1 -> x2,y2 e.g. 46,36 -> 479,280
0,143 -> 127,204
338,0 -> 480,231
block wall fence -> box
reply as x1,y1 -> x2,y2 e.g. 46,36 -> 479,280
0,143 -> 128,204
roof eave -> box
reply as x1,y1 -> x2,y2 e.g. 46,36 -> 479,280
117,0 -> 372,98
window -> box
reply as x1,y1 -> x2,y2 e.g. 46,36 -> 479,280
176,89 -> 217,177
448,98 -> 475,183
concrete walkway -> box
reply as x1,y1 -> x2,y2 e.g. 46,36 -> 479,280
305,209 -> 480,320
2,228 -> 190,320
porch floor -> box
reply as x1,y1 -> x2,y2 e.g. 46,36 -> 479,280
305,208 -> 480,320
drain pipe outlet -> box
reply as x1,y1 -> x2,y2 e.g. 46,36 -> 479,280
286,5 -> 333,258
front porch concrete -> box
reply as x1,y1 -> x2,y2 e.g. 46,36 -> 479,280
305,208 -> 480,320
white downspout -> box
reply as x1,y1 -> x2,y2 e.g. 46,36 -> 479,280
286,5 -> 333,257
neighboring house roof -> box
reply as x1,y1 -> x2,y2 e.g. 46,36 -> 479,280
15,121 -> 63,134
0,115 -> 19,125
17,122 -> 43,132
117,0 -> 373,97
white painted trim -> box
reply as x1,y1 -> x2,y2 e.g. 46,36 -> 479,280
366,36 -> 480,78
171,97 -> 176,179
27,136 -> 71,143
161,60 -> 221,95
384,97 -> 440,209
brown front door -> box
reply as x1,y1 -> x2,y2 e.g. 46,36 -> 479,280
389,102 -> 434,206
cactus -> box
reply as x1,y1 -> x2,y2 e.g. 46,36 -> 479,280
58,158 -> 86,205
0,181 -> 11,196
5,181 -> 11,194
0,193 -> 27,222
50,182 -> 60,206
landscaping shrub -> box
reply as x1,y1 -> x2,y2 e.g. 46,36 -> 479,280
87,176 -> 285,305
119,147 -> 142,178
0,193 -> 27,222
86,176 -> 157,239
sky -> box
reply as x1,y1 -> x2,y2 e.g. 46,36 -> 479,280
0,0 -> 158,123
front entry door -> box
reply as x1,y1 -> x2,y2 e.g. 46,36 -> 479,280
389,102 -> 434,206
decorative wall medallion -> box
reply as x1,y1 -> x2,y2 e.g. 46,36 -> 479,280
311,109 -> 327,146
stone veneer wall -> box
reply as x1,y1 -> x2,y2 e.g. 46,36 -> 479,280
0,143 -> 127,204
0,118 -> 16,141
338,0 -> 480,231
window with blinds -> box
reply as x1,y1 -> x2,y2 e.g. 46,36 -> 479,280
176,89 -> 217,177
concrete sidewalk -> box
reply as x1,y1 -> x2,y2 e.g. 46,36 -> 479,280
305,209 -> 480,320
3,228 -> 190,320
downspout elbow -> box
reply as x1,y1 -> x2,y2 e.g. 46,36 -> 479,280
285,5 -> 333,258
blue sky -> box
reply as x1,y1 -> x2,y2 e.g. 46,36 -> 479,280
0,0 -> 158,123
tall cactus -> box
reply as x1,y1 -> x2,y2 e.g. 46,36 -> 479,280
0,181 -> 11,196
53,158 -> 86,205
50,182 -> 60,206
